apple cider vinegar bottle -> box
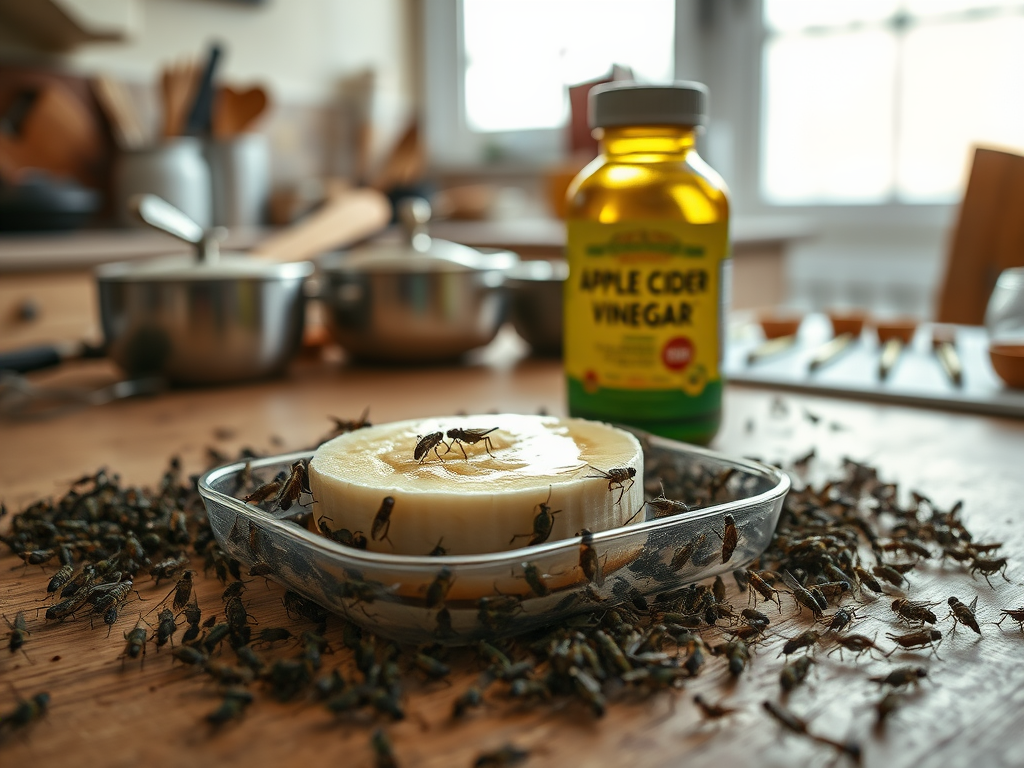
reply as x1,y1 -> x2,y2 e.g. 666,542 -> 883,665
564,82 -> 730,445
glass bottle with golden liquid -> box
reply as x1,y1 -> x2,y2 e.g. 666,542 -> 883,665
564,82 -> 729,445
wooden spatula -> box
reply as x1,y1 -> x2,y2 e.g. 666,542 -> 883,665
213,85 -> 269,138
251,187 -> 392,263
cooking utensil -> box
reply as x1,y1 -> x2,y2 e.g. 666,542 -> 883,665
876,319 -> 918,381
251,187 -> 391,263
506,259 -> 567,357
92,75 -> 145,150
807,311 -> 866,373
160,59 -> 199,138
183,43 -> 222,136
319,198 -> 518,363
213,85 -> 268,138
931,326 -> 963,387
98,194 -> 313,383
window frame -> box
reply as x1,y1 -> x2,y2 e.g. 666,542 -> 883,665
420,0 -> 958,228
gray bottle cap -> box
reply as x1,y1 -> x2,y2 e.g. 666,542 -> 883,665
589,81 -> 708,129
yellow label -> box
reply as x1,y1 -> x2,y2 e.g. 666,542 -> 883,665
565,220 -> 729,397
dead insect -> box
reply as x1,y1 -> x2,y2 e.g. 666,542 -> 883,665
970,556 -> 1010,587
947,596 -> 981,635
762,700 -> 861,762
644,488 -> 691,519
693,694 -> 738,719
885,629 -> 942,656
221,582 -> 246,602
155,608 -> 177,649
414,652 -> 451,679
585,465 -> 636,504
283,591 -> 328,626
719,514 -> 738,564
171,645 -> 208,667
853,566 -> 883,594
780,571 -> 822,619
274,460 -> 309,512
452,683 -> 486,718
4,612 -> 30,657
823,607 -> 857,633
243,479 -> 282,505
150,554 -> 190,586
875,690 -> 903,726
0,691 -> 50,733
712,575 -> 727,603
414,431 -> 448,463
872,564 -> 906,588
473,745 -> 530,767
578,529 -> 604,587
717,640 -> 750,676
780,656 -> 814,692
370,727 -> 398,768
869,666 -> 927,688
254,627 -> 293,646
569,666 -> 606,717
522,563 -> 550,598
747,570 -> 783,612
17,549 -> 56,568
327,407 -> 372,434
371,496 -> 396,545
880,539 -> 932,559
828,634 -> 886,661
780,630 -> 820,657
446,427 -> 499,459
121,616 -> 148,665
509,487 -> 561,547
425,567 -> 454,609
45,589 -> 90,622
670,533 -> 707,572
428,538 -> 447,557
46,564 -> 74,596
996,607 -> 1024,631
205,687 -> 253,726
891,598 -> 938,625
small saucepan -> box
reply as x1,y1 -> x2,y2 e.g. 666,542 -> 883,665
95,195 -> 314,384
318,199 -> 518,363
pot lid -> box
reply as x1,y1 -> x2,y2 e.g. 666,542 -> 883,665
96,254 -> 314,282
326,198 -> 518,273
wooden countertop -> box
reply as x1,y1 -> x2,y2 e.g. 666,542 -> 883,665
2,339 -> 1022,768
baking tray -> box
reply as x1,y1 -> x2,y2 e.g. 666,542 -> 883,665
197,434 -> 789,645
724,314 -> 1024,418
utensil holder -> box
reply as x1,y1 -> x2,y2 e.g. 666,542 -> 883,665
114,137 -> 212,228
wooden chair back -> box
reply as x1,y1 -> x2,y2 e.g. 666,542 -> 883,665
937,146 -> 1024,324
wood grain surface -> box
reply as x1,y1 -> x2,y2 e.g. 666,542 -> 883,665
2,346 -> 1024,768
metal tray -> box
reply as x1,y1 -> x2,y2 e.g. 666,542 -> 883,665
198,432 -> 790,645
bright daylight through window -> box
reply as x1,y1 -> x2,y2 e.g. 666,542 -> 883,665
762,0 -> 1024,205
462,0 -> 675,133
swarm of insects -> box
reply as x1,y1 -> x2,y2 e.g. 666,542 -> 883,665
1,411 -> 1019,766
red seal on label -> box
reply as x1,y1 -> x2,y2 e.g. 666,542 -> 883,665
661,337 -> 694,372
583,369 -> 600,393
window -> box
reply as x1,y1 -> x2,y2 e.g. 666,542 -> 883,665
462,0 -> 674,134
761,1 -> 1024,205
423,0 -> 675,166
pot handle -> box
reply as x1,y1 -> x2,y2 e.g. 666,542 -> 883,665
130,194 -> 226,264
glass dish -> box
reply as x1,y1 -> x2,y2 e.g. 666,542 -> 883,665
198,432 -> 790,645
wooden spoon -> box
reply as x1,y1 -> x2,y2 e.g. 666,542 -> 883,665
160,59 -> 200,138
251,187 -> 392,263
213,85 -> 269,138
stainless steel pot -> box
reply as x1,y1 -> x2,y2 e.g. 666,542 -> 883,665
97,195 -> 313,383
318,199 -> 517,362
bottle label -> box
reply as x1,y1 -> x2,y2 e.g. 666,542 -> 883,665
565,220 -> 729,432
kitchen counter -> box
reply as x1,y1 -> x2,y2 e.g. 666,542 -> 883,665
2,340 -> 1022,768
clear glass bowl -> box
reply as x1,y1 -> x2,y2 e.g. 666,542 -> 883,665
198,432 -> 790,645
